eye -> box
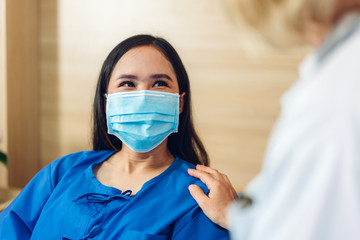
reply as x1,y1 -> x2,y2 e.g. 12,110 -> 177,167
153,80 -> 168,87
119,81 -> 135,88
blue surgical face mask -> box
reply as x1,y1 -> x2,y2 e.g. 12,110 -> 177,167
106,90 -> 180,153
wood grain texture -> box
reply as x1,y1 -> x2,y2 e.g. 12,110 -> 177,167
6,0 -> 40,188
37,0 -> 308,191
0,0 -> 7,188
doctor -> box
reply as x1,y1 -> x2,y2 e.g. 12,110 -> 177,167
188,0 -> 360,239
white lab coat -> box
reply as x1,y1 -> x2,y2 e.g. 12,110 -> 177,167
229,13 -> 360,240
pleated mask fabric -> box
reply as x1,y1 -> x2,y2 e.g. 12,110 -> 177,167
106,90 -> 179,152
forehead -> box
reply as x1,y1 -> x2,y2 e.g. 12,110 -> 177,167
113,45 -> 175,75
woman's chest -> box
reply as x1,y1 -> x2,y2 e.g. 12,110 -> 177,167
30,171 -> 191,240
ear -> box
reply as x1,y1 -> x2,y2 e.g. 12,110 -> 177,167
179,92 -> 186,114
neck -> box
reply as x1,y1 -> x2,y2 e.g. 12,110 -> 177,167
110,140 -> 175,174
305,21 -> 333,47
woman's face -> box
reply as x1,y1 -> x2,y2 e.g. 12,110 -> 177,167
107,46 -> 180,94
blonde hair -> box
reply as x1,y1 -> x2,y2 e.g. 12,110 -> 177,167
224,0 -> 343,48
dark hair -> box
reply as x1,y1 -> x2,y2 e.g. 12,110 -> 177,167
92,34 -> 209,166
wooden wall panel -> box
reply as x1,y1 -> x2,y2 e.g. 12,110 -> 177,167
39,0 -> 60,167
0,0 -> 7,188
6,0 -> 40,188
39,0 -> 307,191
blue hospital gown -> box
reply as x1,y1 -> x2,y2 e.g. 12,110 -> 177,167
0,151 -> 229,239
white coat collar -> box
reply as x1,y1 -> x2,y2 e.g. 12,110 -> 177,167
298,12 -> 360,79
317,12 -> 360,62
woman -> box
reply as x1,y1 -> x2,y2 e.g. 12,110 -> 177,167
0,35 -> 229,239
188,0 -> 360,239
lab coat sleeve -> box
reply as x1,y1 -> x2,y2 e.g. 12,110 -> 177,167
0,164 -> 53,239
228,111 -> 360,240
172,206 -> 230,240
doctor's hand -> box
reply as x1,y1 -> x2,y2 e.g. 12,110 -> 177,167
188,165 -> 238,229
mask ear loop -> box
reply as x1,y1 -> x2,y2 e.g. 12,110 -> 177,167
103,93 -> 120,151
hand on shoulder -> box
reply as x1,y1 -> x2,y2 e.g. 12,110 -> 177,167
188,165 -> 239,229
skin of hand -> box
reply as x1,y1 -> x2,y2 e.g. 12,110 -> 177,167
187,165 -> 239,229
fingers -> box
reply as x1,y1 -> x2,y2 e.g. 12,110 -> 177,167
188,184 -> 209,209
196,165 -> 221,176
188,166 -> 239,200
189,183 -> 233,230
187,168 -> 218,189
194,165 -> 230,183
221,174 -> 239,200
222,174 -> 231,185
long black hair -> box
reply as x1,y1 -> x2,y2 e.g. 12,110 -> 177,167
92,34 -> 209,166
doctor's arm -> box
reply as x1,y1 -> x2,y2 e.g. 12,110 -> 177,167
187,165 -> 238,229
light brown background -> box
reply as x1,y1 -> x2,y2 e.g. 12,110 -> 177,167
0,0 -> 7,188
0,0 -> 308,191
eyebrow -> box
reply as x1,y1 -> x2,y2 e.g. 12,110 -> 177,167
117,73 -> 173,81
150,74 -> 173,81
117,74 -> 138,80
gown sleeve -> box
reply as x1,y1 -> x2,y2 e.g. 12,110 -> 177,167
171,206 -> 229,240
0,164 -> 53,239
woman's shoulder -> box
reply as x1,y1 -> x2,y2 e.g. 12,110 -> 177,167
168,157 -> 209,194
50,150 -> 114,169
48,150 -> 115,185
